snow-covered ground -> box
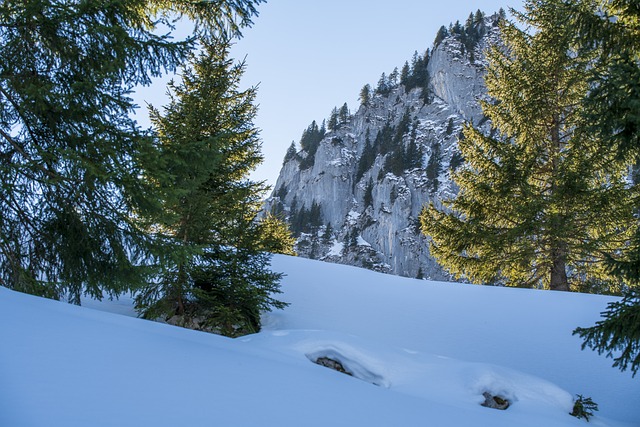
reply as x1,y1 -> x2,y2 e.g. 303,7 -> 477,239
1,254 -> 638,426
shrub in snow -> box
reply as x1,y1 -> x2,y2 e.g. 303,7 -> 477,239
570,395 -> 598,421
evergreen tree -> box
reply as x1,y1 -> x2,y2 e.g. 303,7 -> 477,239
562,0 -> 640,373
389,67 -> 399,86
0,0 -> 264,302
376,72 -> 390,95
283,141 -> 297,164
364,179 -> 374,208
421,1 -> 636,291
356,135 -> 376,184
425,142 -> 442,193
400,62 -> 411,86
322,223 -> 334,244
434,25 -> 449,46
135,39 -> 290,336
359,84 -> 372,107
446,118 -> 455,136
299,120 -> 325,170
328,107 -> 339,131
404,132 -> 423,170
339,103 -> 350,124
573,289 -> 640,376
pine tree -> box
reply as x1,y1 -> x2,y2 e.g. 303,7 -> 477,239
421,0 -> 636,291
0,0 -> 264,303
135,39 -> 290,336
359,84 -> 372,107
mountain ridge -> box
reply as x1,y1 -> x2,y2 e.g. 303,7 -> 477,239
265,11 -> 504,279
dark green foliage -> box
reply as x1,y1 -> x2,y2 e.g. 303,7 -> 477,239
570,395 -> 599,421
376,122 -> 397,156
375,72 -> 391,96
400,62 -> 411,86
425,142 -> 443,193
135,39 -> 291,337
283,141 -> 298,164
554,1 -> 640,370
434,25 -> 449,47
339,103 -> 351,124
299,120 -> 325,170
364,179 -> 374,208
421,1 -> 636,291
289,201 -> 323,236
449,149 -> 464,171
328,107 -> 339,131
0,0 -> 264,302
401,50 -> 431,103
416,268 -> 424,280
446,118 -> 455,136
382,110 -> 413,176
356,135 -> 376,184
573,290 -> 640,377
322,223 -> 334,244
405,120 -> 423,170
359,84 -> 372,107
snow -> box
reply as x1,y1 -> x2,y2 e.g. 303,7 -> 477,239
1,254 -> 639,427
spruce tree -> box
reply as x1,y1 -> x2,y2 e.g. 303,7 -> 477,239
359,84 -> 372,107
283,141 -> 298,164
364,179 -> 374,208
135,39 -> 291,336
562,0 -> 640,375
421,0 -> 636,291
339,103 -> 350,124
328,107 -> 339,131
425,142 -> 442,193
0,0 -> 264,303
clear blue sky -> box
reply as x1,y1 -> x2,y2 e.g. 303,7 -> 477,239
134,1 -> 521,188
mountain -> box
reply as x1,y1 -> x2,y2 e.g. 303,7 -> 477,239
265,11 -> 503,280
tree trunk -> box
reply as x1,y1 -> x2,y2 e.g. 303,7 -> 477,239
550,247 -> 569,291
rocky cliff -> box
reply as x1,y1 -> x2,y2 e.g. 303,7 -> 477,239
265,11 -> 503,280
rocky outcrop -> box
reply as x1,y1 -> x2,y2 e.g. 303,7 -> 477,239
265,12 -> 502,280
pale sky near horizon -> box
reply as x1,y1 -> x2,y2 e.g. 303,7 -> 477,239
133,1 -> 522,189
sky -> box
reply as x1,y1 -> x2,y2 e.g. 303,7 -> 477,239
133,1 -> 521,188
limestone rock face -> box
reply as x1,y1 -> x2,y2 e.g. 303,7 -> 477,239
265,13 -> 502,280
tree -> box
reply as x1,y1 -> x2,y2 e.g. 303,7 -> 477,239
328,107 -> 339,131
420,0 -> 636,291
359,84 -> 372,107
363,179 -> 374,208
425,141 -> 442,193
561,0 -> 640,374
375,72 -> 390,95
0,0 -> 264,303
434,25 -> 449,46
135,39 -> 290,337
574,289 -> 640,376
283,141 -> 297,164
339,103 -> 350,124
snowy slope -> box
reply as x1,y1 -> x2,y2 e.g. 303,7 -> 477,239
1,255 -> 639,426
